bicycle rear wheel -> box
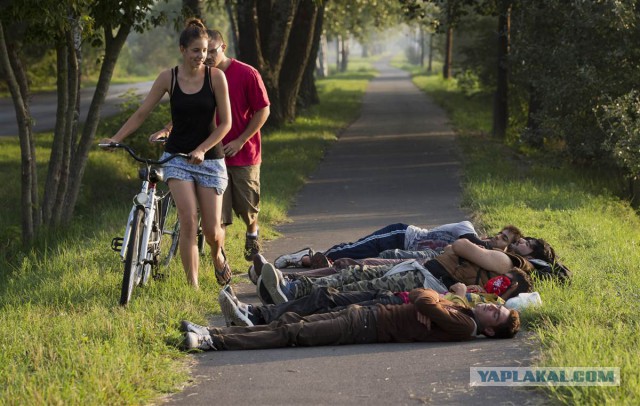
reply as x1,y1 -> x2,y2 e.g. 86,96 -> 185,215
121,207 -> 144,306
159,193 -> 180,268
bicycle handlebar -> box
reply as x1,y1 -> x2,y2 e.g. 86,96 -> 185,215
98,142 -> 190,164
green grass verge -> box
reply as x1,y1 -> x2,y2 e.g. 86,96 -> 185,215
0,62 -> 375,404
409,68 -> 640,404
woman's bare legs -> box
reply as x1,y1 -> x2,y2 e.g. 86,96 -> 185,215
168,179 -> 200,287
197,184 -> 226,276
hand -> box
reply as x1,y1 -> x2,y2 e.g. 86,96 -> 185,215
416,312 -> 431,330
500,281 -> 519,300
149,129 -> 168,143
223,139 -> 244,158
188,149 -> 205,164
449,282 -> 467,297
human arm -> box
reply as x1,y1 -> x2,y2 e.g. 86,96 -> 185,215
100,70 -> 170,147
451,238 -> 512,274
223,105 -> 270,157
459,233 -> 491,249
409,288 -> 475,338
189,68 -> 231,164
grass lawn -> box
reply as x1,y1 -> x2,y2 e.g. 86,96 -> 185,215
0,60 -> 375,404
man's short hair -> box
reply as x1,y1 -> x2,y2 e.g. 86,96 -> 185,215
501,225 -> 523,243
487,309 -> 520,339
207,29 -> 225,43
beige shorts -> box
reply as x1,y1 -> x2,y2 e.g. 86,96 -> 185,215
222,165 -> 260,226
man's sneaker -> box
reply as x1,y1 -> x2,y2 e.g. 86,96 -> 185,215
310,252 -> 331,269
274,248 -> 314,268
244,234 -> 261,261
183,332 -> 217,351
256,275 -> 274,305
261,263 -> 295,305
247,253 -> 268,285
219,289 -> 254,327
179,320 -> 210,336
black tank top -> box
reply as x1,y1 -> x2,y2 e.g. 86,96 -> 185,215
165,66 -> 224,159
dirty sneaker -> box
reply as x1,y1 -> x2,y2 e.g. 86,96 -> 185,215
261,263 -> 295,305
219,288 -> 255,327
183,331 -> 217,351
274,248 -> 314,269
247,253 -> 268,285
244,233 -> 261,261
179,320 -> 210,336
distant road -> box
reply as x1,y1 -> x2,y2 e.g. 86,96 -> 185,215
0,81 -> 167,137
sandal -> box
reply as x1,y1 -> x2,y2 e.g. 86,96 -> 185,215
215,249 -> 232,285
215,262 -> 232,286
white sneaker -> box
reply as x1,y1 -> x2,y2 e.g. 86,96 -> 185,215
183,332 -> 217,351
274,248 -> 314,268
179,320 -> 210,336
219,289 -> 255,327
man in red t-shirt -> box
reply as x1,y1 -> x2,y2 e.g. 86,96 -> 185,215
206,30 -> 271,261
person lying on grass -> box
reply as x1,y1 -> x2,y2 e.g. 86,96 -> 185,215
216,279 -> 519,328
180,287 -> 520,351
256,236 -> 552,307
271,221 -> 522,270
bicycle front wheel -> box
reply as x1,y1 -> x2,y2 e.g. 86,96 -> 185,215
121,207 -> 144,306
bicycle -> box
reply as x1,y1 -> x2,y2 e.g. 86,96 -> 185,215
100,142 -> 189,306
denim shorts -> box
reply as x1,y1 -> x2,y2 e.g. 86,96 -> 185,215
161,152 -> 228,195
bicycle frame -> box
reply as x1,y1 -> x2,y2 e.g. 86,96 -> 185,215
119,175 -> 162,284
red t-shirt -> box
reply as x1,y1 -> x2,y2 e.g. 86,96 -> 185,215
218,59 -> 270,166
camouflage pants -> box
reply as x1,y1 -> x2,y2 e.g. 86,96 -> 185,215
295,264 -> 426,299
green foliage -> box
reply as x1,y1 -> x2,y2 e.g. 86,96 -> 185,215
412,71 -> 640,404
0,64 -> 373,404
597,90 -> 640,178
509,0 -> 640,165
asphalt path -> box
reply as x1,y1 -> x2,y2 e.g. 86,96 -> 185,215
0,81 -> 160,136
166,60 -> 549,405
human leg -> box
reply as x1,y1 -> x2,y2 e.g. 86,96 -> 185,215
255,286 -> 385,324
211,305 -> 378,350
230,165 -> 261,260
323,223 -> 409,260
168,179 -> 200,287
197,183 -> 230,285
340,272 -> 426,293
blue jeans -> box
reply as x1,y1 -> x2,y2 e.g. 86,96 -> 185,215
323,223 -> 408,260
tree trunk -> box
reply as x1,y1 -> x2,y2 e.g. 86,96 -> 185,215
236,0 -> 298,127
281,0 -> 319,117
340,36 -> 349,72
61,22 -> 132,224
42,38 -> 69,226
492,2 -> 511,139
443,26 -> 453,79
316,32 -> 328,78
335,37 -> 340,71
298,3 -> 324,108
419,27 -> 425,67
0,21 -> 38,244
427,32 -> 433,73
224,0 -> 240,57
